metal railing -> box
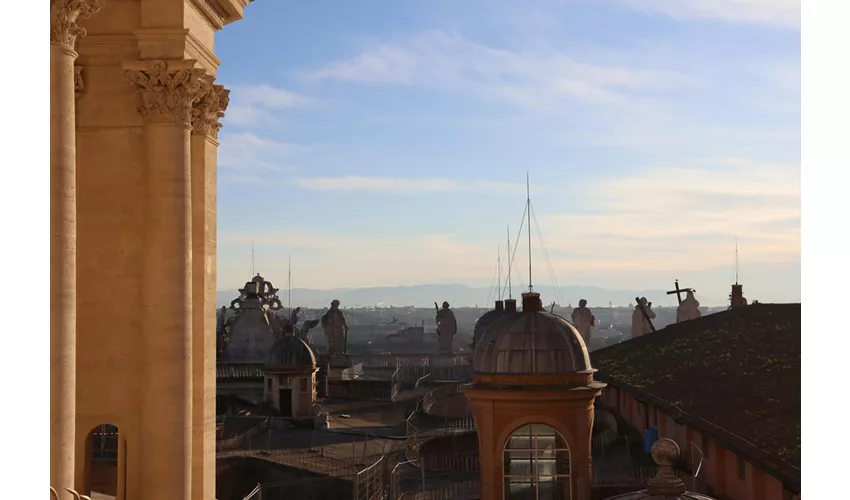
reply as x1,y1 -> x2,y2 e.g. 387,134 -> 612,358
391,365 -> 401,401
242,483 -> 262,500
421,451 -> 480,472
592,465 -> 657,486
240,452 -> 390,500
353,453 -> 388,500
421,383 -> 463,414
414,373 -> 432,389
590,427 -> 618,458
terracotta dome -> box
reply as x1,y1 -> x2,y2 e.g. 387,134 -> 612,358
472,292 -> 591,374
605,439 -> 718,500
265,334 -> 316,369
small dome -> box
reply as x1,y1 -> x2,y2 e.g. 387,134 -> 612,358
604,439 -> 718,500
472,301 -> 509,348
472,292 -> 591,374
265,335 -> 316,369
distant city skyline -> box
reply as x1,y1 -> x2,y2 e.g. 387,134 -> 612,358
214,0 -> 800,301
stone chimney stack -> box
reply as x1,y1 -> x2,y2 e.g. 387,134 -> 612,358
504,298 -> 517,313
494,300 -> 504,312
521,292 -> 542,312
730,284 -> 745,309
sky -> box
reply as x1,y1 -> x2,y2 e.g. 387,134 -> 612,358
213,0 -> 800,303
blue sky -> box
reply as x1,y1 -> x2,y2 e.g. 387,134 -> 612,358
213,0 -> 800,303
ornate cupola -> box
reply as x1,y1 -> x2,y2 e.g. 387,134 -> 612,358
465,291 -> 606,500
261,334 -> 318,418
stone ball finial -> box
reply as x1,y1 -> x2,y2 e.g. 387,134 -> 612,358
651,438 -> 679,466
646,438 -> 686,495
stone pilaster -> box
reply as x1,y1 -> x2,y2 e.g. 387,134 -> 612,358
190,79 -> 229,500
50,1 -> 103,498
125,59 -> 206,500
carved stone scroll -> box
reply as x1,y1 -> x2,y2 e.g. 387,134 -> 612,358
124,60 -> 209,126
50,0 -> 105,48
191,80 -> 230,139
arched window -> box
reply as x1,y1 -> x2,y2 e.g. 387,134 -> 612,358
503,424 -> 571,500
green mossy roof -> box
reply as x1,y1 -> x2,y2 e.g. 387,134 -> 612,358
593,303 -> 801,489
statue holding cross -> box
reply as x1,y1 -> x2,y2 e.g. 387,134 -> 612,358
667,280 -> 701,323
666,279 -> 694,305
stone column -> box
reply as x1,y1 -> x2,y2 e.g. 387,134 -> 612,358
50,1 -> 102,497
190,79 -> 229,500
124,59 -> 206,499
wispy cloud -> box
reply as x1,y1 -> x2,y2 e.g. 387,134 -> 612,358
222,84 -> 314,127
537,160 -> 800,271
600,0 -> 800,29
218,232 -> 496,289
301,31 -> 695,112
218,132 -> 304,179
217,160 -> 799,294
290,175 -> 533,193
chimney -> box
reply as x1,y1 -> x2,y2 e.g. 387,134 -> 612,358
730,284 -> 745,309
494,300 -> 504,312
504,298 -> 517,313
521,292 -> 542,312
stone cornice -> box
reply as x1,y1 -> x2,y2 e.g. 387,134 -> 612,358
214,0 -> 252,25
124,59 -> 208,126
186,33 -> 222,76
188,0 -> 226,30
50,0 -> 105,48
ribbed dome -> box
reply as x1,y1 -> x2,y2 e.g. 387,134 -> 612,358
265,335 -> 316,369
472,301 -> 509,348
472,292 -> 591,374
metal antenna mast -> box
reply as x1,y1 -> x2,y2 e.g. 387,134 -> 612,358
735,236 -> 738,285
251,242 -> 255,276
497,245 -> 502,300
507,225 -> 513,300
526,172 -> 533,292
288,256 -> 292,313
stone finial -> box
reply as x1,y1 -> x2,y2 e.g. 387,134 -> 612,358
646,438 -> 687,495
50,0 -> 105,48
192,79 -> 230,139
124,60 -> 208,126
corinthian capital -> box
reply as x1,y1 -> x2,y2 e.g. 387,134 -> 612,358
124,60 -> 208,126
50,0 -> 105,48
192,80 -> 230,139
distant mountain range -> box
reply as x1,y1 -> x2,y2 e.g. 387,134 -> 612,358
216,283 -> 728,309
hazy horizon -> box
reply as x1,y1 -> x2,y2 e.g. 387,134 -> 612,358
215,1 -> 800,301
216,277 -> 801,309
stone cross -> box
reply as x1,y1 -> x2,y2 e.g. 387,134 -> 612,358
666,279 -> 695,305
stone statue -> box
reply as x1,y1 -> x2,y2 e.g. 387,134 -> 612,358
631,297 -> 656,337
289,306 -> 301,327
300,319 -> 321,343
435,301 -> 457,355
571,299 -> 596,346
320,299 -> 349,355
676,290 -> 702,323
